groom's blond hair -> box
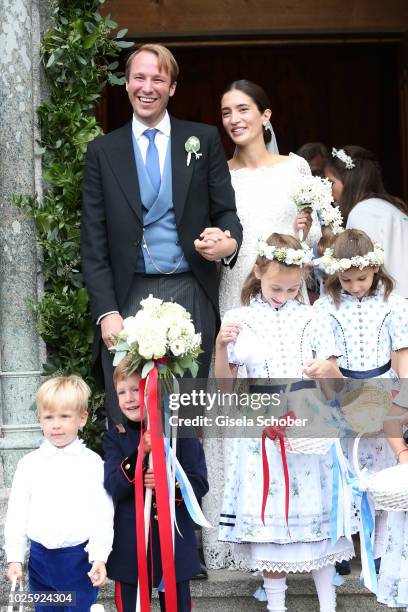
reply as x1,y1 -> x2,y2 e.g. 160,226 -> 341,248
125,44 -> 179,84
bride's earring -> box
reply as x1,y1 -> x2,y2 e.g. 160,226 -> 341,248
263,120 -> 273,133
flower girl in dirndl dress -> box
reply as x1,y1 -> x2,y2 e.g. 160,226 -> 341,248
216,233 -> 354,612
313,228 -> 408,564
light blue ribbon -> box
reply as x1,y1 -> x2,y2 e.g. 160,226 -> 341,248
347,472 -> 377,594
331,444 -> 341,544
163,438 -> 212,529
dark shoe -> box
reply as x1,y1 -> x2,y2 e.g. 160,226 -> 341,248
374,557 -> 381,574
191,562 -> 208,580
335,560 -> 351,575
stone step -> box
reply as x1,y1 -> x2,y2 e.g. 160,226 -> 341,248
96,564 -> 386,612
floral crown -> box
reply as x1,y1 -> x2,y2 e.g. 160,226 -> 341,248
320,242 -> 384,274
332,147 -> 355,170
256,238 -> 313,267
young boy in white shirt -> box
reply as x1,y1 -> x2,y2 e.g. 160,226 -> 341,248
4,375 -> 114,611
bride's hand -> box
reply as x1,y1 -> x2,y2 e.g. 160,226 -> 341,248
194,227 -> 237,261
294,209 -> 312,239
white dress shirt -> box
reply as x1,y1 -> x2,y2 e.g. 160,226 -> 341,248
131,111 -> 171,174
4,437 -> 114,563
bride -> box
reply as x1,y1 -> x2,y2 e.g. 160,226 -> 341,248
203,79 -> 321,570
219,79 -> 320,316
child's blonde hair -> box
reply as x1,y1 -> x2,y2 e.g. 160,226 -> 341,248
113,355 -> 140,389
325,228 -> 394,307
241,233 -> 309,305
36,375 -> 90,416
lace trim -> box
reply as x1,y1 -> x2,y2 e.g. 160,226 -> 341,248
230,153 -> 302,176
234,548 -> 355,574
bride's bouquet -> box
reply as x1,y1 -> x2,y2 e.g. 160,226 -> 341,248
290,175 -> 343,237
109,294 -> 202,382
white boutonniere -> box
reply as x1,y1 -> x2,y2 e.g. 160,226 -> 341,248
185,136 -> 202,166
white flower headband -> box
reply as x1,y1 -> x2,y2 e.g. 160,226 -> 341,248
320,242 -> 384,274
257,238 -> 313,267
332,147 -> 355,170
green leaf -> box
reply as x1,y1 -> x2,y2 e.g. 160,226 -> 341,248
108,74 -> 126,85
116,28 -> 128,39
189,361 -> 199,378
46,53 -> 56,68
113,351 -> 128,366
111,342 -> 130,352
141,360 -> 155,378
83,33 -> 99,49
115,40 -> 134,49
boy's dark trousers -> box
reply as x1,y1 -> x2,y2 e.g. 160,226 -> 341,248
115,579 -> 191,612
28,540 -> 98,612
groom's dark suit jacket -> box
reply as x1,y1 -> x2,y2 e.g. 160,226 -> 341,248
81,116 -> 242,367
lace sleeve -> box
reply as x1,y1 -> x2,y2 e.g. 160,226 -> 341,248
291,153 -> 312,176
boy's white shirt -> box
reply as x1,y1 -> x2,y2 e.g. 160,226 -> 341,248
4,437 -> 113,564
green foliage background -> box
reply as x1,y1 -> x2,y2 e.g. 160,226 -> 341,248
16,0 -> 133,452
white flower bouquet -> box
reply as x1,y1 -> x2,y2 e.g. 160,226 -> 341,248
109,295 -> 202,381
290,175 -> 343,236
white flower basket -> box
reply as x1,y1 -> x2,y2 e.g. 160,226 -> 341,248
353,431 -> 408,511
341,386 -> 391,434
282,392 -> 337,455
286,436 -> 335,455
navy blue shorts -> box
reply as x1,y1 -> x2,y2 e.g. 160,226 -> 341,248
28,540 -> 98,612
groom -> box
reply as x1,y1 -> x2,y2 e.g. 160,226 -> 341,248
81,44 -> 242,422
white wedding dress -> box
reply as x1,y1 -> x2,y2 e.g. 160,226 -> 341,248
203,153 -> 322,569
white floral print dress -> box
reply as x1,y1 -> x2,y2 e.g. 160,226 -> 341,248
218,296 -> 354,572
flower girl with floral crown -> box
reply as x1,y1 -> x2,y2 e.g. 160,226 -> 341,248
313,228 -> 408,566
216,232 -> 354,612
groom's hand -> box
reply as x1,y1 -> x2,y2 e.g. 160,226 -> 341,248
194,228 -> 237,261
101,313 -> 124,348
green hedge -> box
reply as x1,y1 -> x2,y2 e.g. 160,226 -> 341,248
16,0 -> 133,453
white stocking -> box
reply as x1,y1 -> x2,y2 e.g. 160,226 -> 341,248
263,577 -> 287,612
312,565 -> 336,612
374,510 -> 387,559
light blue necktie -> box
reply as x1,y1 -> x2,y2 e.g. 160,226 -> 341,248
144,128 -> 161,195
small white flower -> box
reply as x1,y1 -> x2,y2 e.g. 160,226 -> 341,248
339,258 -> 352,270
332,147 -> 355,170
320,244 -> 385,274
185,136 -> 202,166
256,238 -> 312,267
170,339 -> 186,356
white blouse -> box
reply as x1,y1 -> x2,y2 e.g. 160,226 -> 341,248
347,197 -> 408,297
225,296 -> 339,378
313,290 -> 408,373
4,437 -> 114,563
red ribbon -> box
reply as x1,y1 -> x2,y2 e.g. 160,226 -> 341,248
261,411 -> 296,530
135,363 -> 178,611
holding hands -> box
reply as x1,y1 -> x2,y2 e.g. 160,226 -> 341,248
194,228 -> 237,261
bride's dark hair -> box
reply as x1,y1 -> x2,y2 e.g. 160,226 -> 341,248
222,79 -> 272,144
